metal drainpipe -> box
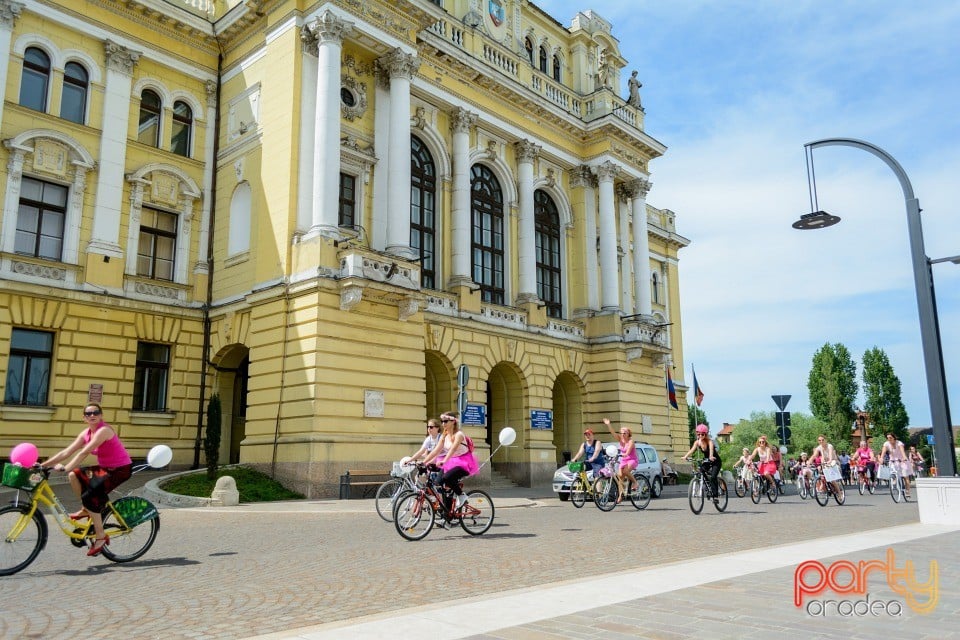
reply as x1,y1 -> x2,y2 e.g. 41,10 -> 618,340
193,44 -> 223,469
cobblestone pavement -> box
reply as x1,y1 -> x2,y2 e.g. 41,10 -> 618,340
0,481 -> 925,639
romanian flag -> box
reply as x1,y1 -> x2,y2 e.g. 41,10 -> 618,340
693,367 -> 704,407
666,369 -> 679,409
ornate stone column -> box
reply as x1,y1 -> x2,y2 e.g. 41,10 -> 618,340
616,182 -> 632,311
308,10 -> 352,236
449,107 -> 476,285
89,40 -> 140,259
570,165 -> 599,312
0,1 -> 24,126
297,24 -> 319,233
379,48 -> 420,257
630,178 -> 653,316
515,139 -> 540,303
196,80 -> 217,275
596,161 -> 620,312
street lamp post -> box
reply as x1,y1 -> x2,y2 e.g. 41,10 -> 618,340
794,137 -> 956,477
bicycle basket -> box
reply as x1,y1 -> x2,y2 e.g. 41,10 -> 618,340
1,463 -> 42,490
567,461 -> 584,473
391,461 -> 416,478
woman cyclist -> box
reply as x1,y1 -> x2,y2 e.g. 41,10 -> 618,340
682,424 -> 721,503
854,439 -> 877,488
421,412 -> 478,511
879,433 -> 912,499
811,435 -> 843,497
602,418 -> 639,503
748,435 -> 777,496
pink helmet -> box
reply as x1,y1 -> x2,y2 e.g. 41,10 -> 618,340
695,424 -> 709,434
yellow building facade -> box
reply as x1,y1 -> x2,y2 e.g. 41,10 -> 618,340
1,0 -> 690,497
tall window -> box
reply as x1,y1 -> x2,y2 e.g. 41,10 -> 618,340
4,329 -> 53,406
538,46 -> 548,73
534,190 -> 562,318
470,165 -> 504,305
15,176 -> 67,260
19,47 -> 50,112
410,136 -> 437,289
133,342 -> 169,412
552,55 -> 561,82
338,172 -> 356,227
652,271 -> 661,304
170,100 -> 193,157
137,207 -> 176,281
138,89 -> 162,147
524,37 -> 534,64
60,61 -> 89,124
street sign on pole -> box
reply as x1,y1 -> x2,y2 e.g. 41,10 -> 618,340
457,364 -> 469,389
772,395 -> 791,411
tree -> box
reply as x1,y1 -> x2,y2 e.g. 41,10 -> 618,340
807,343 -> 857,445
722,411 -> 830,463
687,403 -> 708,445
862,347 -> 909,441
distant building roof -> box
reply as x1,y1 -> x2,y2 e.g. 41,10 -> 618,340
717,423 -> 734,436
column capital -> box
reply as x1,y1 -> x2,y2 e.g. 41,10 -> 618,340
569,164 -> 597,189
378,47 -> 420,80
450,107 -> 477,134
300,23 -> 319,56
514,139 -> 541,164
0,0 -> 24,30
595,160 -> 620,182
633,177 -> 652,198
104,40 -> 140,76
308,9 -> 353,46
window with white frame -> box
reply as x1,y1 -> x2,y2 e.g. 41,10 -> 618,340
60,61 -> 89,124
170,100 -> 193,157
15,176 -> 67,261
19,47 -> 50,112
137,206 -> 177,281
133,341 -> 169,412
534,190 -> 562,318
138,89 -> 162,147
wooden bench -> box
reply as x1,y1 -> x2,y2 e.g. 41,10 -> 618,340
338,470 -> 391,499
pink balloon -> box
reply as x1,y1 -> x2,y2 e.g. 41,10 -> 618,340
10,442 -> 38,467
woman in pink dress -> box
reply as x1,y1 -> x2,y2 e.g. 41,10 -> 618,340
41,403 -> 132,557
421,412 -> 478,511
603,418 -> 639,502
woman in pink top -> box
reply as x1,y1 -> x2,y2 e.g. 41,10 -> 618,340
603,418 -> 639,503
41,403 -> 132,556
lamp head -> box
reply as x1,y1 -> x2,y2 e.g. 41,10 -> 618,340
792,210 -> 841,230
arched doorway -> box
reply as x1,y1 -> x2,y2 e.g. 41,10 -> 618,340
552,371 -> 585,465
485,362 -> 526,482
424,351 -> 455,420
211,344 -> 249,464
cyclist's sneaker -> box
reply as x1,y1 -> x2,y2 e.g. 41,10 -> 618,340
456,493 -> 468,509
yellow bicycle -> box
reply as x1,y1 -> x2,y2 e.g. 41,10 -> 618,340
568,461 -> 598,507
1,462 -> 161,575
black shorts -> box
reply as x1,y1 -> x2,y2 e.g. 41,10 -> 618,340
73,464 -> 132,512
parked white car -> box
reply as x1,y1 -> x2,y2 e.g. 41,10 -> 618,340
552,442 -> 664,500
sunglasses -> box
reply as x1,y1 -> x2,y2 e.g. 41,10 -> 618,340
441,418 -> 453,423
83,411 -> 101,417
427,424 -> 439,428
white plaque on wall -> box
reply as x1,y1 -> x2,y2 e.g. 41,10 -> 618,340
364,390 -> 384,418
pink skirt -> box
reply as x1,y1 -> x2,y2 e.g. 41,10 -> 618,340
443,451 -> 479,476
759,461 -> 777,476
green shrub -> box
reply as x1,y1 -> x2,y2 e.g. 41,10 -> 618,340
161,466 -> 303,502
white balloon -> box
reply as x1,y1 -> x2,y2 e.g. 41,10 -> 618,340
147,444 -> 173,468
605,444 -> 619,458
498,427 -> 517,446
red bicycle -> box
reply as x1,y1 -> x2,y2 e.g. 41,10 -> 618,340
392,463 -> 494,541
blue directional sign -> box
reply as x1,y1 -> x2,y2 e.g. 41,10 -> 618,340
462,403 -> 486,426
927,434 -> 935,446
530,409 -> 553,430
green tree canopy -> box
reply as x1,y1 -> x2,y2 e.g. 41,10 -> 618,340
862,346 -> 909,441
808,342 -> 857,444
721,411 -> 831,462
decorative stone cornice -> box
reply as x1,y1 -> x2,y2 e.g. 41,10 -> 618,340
0,0 -> 24,30
450,107 -> 477,134
595,160 -> 619,182
308,10 -> 353,46
514,139 -> 541,164
378,47 -> 420,80
104,39 -> 140,76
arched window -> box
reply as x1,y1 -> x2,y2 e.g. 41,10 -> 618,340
60,62 -> 88,124
410,136 -> 437,289
138,89 -> 162,147
652,271 -> 661,305
538,46 -> 547,73
470,165 -> 504,305
19,47 -> 50,112
524,37 -> 534,64
170,100 -> 193,157
534,190 -> 562,318
552,55 -> 561,82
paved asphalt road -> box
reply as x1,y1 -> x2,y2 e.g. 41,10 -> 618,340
1,478 -> 922,639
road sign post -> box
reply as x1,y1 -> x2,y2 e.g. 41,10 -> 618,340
772,395 -> 792,446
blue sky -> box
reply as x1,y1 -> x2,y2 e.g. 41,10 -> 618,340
538,1 -> 960,429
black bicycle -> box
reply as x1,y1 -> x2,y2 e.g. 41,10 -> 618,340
686,458 -> 727,514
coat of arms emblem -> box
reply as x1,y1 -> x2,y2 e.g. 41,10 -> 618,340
488,0 -> 505,27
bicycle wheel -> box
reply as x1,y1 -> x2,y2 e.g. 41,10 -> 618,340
629,475 -> 651,510
570,476 -> 587,508
796,476 -> 806,499
375,478 -> 406,522
814,477 -> 829,506
858,477 -> 865,495
688,477 -> 704,514
734,477 -> 746,498
593,477 -> 617,512
393,491 -> 434,541
714,478 -> 728,512
890,474 -> 902,503
750,477 -> 761,504
766,478 -> 778,503
833,481 -> 845,505
0,505 -> 47,576
100,509 -> 159,563
867,478 -> 875,494
460,490 -> 494,535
